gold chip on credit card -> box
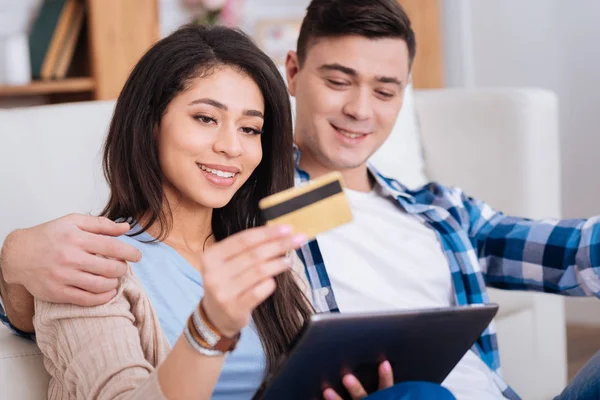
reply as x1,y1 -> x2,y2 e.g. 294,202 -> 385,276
259,171 -> 353,240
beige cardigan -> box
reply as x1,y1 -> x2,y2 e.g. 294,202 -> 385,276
33,256 -> 312,400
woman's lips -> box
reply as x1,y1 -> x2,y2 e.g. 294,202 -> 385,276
197,163 -> 239,187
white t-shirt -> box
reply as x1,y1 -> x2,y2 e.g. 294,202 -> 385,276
316,187 -> 504,400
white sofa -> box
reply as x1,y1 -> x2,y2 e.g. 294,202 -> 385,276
0,87 -> 567,399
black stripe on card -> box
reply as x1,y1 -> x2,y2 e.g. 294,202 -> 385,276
262,180 -> 343,220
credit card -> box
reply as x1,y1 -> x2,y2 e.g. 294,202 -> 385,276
259,171 -> 353,240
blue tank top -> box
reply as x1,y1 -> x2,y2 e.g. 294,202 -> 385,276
118,229 -> 266,399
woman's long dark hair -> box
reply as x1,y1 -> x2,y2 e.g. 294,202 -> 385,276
101,24 -> 312,375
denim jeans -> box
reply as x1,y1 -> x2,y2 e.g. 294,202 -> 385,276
363,349 -> 600,400
555,350 -> 600,400
365,382 -> 456,400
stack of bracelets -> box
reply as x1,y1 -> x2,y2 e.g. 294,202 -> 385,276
183,300 -> 241,356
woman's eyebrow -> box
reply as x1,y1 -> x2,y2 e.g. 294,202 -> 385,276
188,97 -> 263,119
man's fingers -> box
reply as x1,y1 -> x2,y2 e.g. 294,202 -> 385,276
60,286 -> 117,307
82,232 -> 141,263
322,388 -> 343,400
73,214 -> 131,237
63,271 -> 119,294
68,252 -> 129,279
343,374 -> 368,400
378,360 -> 394,390
212,225 -> 294,262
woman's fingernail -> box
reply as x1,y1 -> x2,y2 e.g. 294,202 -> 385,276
382,360 -> 392,372
292,234 -> 308,246
279,225 -> 293,234
343,375 -> 358,386
323,389 -> 336,400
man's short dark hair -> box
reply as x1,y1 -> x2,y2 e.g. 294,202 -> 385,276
296,0 -> 416,67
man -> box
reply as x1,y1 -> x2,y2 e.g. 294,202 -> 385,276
2,1 -> 600,399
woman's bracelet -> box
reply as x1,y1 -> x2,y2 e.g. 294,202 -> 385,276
184,320 -> 224,357
183,299 -> 241,357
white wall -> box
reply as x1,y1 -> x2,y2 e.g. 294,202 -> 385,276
443,0 -> 600,324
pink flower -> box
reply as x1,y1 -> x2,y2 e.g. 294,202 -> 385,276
201,0 -> 227,11
219,0 -> 244,27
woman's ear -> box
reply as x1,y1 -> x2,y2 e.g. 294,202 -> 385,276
285,51 -> 300,97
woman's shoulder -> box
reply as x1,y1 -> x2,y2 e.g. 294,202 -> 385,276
33,264 -> 171,398
33,262 -> 170,356
33,264 -> 149,322
116,230 -> 156,252
116,231 -> 172,271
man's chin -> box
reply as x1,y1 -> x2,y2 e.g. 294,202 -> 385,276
324,149 -> 370,169
323,155 -> 369,172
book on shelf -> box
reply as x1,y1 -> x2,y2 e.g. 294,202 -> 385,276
29,0 -> 85,81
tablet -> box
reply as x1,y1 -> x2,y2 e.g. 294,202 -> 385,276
252,304 -> 499,400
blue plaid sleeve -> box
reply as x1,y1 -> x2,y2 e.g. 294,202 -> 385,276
461,190 -> 600,296
0,295 -> 35,339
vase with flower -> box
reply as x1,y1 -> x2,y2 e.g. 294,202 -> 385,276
183,0 -> 244,27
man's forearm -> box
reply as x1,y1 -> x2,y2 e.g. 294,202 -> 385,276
0,231 -> 35,333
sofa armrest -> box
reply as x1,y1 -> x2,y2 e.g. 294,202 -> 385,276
415,88 -> 561,220
489,288 -> 567,400
415,88 -> 567,399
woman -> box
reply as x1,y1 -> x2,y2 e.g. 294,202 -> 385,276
32,24 -> 453,400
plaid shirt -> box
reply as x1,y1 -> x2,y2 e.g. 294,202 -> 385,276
3,152 -> 600,399
295,153 -> 600,400
0,294 -> 34,339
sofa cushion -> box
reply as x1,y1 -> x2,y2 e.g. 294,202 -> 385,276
487,288 -> 535,318
0,323 -> 49,399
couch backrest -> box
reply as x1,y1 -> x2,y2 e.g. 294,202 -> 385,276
0,86 -> 426,399
0,101 -> 118,399
0,87 -> 426,246
370,83 -> 427,188
0,101 -> 115,247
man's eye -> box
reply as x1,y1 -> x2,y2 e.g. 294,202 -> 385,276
377,91 -> 395,99
327,79 -> 347,87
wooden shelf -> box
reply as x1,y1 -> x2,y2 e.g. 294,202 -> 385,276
1,0 -> 158,105
0,77 -> 95,97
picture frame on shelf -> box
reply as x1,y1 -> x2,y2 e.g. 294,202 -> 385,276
254,18 -> 302,65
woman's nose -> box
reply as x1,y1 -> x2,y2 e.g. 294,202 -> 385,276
213,126 -> 243,158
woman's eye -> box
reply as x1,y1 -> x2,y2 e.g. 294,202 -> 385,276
241,127 -> 262,135
195,115 -> 216,124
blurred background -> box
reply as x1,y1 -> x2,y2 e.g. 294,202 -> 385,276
1,0 -> 599,388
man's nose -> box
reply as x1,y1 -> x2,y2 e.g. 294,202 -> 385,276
343,87 -> 374,121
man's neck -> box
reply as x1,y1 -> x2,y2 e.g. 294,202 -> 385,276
298,150 -> 372,192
